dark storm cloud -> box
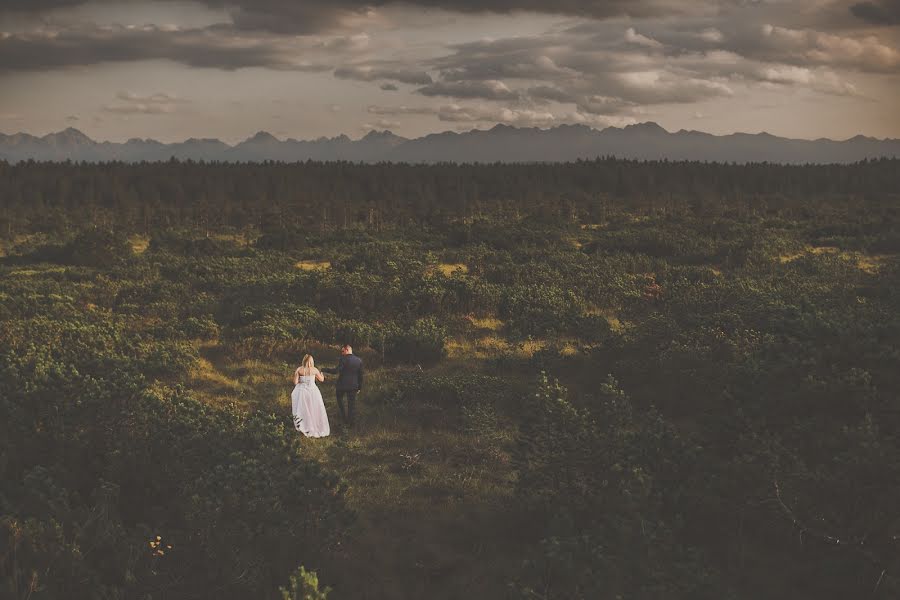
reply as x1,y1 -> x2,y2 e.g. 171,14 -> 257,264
850,0 -> 900,25
0,0 -> 703,34
0,25 -> 333,72
1,0 -> 85,10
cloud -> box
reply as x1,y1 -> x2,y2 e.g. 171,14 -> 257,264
65,115 -> 79,122
334,64 -> 433,84
102,90 -> 190,115
756,65 -> 860,95
696,28 -> 724,43
625,27 -> 663,48
617,70 -> 734,102
116,91 -> 189,104
0,24 -> 341,72
367,101 -> 636,128
361,118 -> 401,131
527,84 -> 577,103
368,105 -> 434,115
423,31 -> 736,108
1,0 -> 700,35
434,103 -> 635,128
417,79 -> 521,100
760,23 -> 900,72
850,0 -> 900,25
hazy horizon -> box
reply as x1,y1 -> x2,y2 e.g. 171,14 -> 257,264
3,120 -> 900,146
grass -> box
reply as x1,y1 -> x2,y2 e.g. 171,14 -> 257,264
585,304 -> 625,332
130,235 -> 150,254
186,338 -> 523,598
432,263 -> 468,276
296,260 -> 332,271
778,245 -> 839,263
856,253 -> 893,274
466,315 -> 503,331
7,266 -> 69,277
447,333 -> 550,359
778,245 -> 896,274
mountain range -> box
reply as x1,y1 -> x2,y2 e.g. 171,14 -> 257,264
1,123 -> 898,164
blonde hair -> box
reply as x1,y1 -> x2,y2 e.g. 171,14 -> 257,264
301,354 -> 315,370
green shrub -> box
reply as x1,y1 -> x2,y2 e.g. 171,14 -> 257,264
280,566 -> 331,600
386,317 -> 447,365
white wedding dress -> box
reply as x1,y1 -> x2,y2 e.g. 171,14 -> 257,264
291,375 -> 330,438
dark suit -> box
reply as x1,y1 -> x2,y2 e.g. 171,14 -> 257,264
323,354 -> 363,425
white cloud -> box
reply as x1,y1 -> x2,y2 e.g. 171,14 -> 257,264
761,24 -> 900,72
625,27 -> 663,48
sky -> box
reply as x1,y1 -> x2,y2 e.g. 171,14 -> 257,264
0,0 -> 898,142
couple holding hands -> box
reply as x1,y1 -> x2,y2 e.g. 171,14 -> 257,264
291,344 -> 363,438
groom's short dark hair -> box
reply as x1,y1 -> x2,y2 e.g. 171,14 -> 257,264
341,343 -> 351,350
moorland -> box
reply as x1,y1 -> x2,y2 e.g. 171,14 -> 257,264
2,158 -> 899,599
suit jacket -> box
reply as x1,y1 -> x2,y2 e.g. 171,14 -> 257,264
323,354 -> 363,392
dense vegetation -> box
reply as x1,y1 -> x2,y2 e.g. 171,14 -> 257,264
1,158 -> 899,599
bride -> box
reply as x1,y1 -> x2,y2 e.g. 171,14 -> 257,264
291,354 -> 330,438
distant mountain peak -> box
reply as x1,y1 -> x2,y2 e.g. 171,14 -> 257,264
623,121 -> 667,134
362,129 -> 398,140
45,127 -> 93,144
245,131 -> 279,144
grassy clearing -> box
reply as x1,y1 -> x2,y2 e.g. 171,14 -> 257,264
187,338 -> 521,599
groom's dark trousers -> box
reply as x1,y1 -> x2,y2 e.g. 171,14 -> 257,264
336,390 -> 357,426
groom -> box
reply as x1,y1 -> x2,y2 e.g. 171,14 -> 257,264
322,344 -> 363,426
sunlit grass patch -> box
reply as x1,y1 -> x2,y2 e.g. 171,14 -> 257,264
449,335 -> 548,358
190,356 -> 242,393
296,259 -> 331,271
129,235 -> 150,254
467,315 -> 503,331
779,245 -> 839,263
585,305 -> 624,332
778,245 -> 893,274
560,341 -> 580,357
450,333 -> 550,359
434,263 -> 468,276
8,266 -> 68,277
856,253 -> 893,274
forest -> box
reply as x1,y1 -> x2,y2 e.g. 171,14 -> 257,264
2,157 -> 900,599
